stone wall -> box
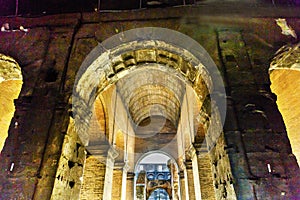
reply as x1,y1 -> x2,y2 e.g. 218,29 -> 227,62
219,30 -> 300,199
0,5 -> 299,199
50,118 -> 86,200
0,14 -> 80,200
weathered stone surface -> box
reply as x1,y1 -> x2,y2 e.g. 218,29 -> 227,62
0,79 -> 22,151
65,37 -> 98,94
33,106 -> 70,200
0,13 -> 81,29
0,54 -> 23,152
270,43 -> 300,70
270,43 -> 300,165
0,105 -> 54,199
0,7 -> 299,200
210,133 -> 236,200
0,27 -> 50,66
196,147 -> 216,200
51,118 -> 85,200
80,156 -> 106,200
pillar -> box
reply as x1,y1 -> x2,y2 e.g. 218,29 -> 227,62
112,162 -> 129,200
186,145 -> 202,200
135,170 -> 146,200
79,155 -> 107,200
103,146 -> 119,199
50,117 -> 86,200
195,144 -> 216,200
179,170 -> 187,200
169,161 -> 180,200
126,172 -> 135,200
112,162 -> 125,199
183,160 -> 196,200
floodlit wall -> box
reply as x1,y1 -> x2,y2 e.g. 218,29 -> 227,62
0,6 -> 299,199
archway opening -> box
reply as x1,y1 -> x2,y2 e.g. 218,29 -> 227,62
148,188 -> 171,200
135,152 -> 179,200
60,27 -> 229,200
0,54 -> 23,153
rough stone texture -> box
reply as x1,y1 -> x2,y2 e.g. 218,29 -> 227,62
112,163 -> 125,199
0,79 -> 22,151
179,170 -> 187,200
0,54 -> 23,152
169,161 -> 180,200
270,43 -> 300,70
204,99 -> 235,200
184,161 -> 196,200
218,27 -> 300,199
197,147 -> 216,200
210,134 -> 236,200
269,43 -> 300,199
0,5 -> 299,200
270,43 -> 300,165
0,54 -> 22,81
51,118 -> 85,200
0,98 -> 55,199
126,172 -> 135,200
80,156 -> 106,200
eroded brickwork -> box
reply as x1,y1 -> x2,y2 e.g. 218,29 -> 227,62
80,156 -> 106,200
197,149 -> 216,200
51,118 -> 85,200
0,6 -> 299,200
210,134 -> 236,200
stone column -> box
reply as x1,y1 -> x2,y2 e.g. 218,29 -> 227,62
112,162 -> 125,200
186,145 -> 202,200
103,146 -> 119,200
185,162 -> 195,200
183,160 -> 196,200
126,172 -> 135,200
79,155 -> 107,200
111,162 -> 129,200
179,170 -> 187,200
135,171 -> 146,200
121,163 -> 130,200
169,161 -> 180,200
195,144 -> 216,200
50,118 -> 86,200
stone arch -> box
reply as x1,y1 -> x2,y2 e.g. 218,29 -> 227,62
72,27 -> 226,151
135,151 -> 179,200
58,27 -> 229,200
0,53 -> 23,152
148,187 -> 172,200
134,150 -> 178,171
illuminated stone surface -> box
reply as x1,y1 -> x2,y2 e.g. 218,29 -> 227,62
0,54 -> 22,152
0,5 -> 299,200
270,43 -> 300,165
80,156 -> 106,200
0,80 -> 22,151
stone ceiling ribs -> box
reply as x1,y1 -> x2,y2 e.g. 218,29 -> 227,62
116,66 -> 185,127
